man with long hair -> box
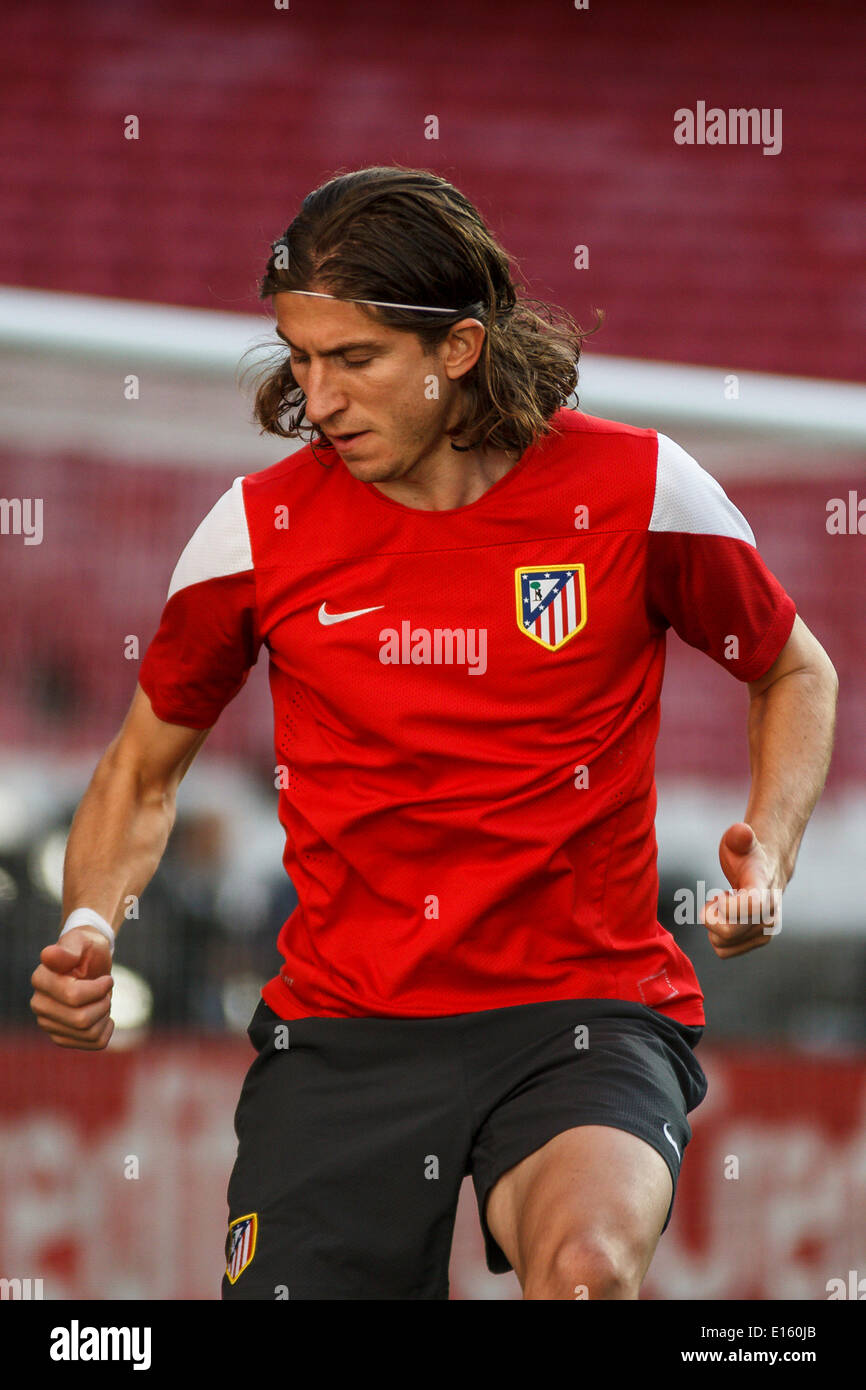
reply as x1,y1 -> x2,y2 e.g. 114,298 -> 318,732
30,166 -> 837,1300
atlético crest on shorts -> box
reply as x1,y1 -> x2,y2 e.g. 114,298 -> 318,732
515,565 -> 587,651
225,1212 -> 258,1285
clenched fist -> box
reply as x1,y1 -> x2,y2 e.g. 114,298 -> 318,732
699,822 -> 785,959
30,925 -> 115,1049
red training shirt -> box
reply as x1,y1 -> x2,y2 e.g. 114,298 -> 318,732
138,408 -> 797,1025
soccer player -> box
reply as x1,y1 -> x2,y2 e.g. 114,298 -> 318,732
30,167 -> 838,1301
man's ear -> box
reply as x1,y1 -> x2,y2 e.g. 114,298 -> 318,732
441,319 -> 486,380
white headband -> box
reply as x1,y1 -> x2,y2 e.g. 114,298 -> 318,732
285,289 -> 459,314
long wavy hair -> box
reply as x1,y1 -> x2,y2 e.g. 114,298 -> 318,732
245,165 -> 598,460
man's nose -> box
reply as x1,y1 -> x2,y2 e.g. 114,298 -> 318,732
302,362 -> 348,426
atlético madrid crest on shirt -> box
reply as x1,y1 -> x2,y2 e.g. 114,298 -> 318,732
225,1212 -> 258,1284
515,565 -> 587,651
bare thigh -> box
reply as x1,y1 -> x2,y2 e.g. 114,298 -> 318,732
485,1124 -> 673,1299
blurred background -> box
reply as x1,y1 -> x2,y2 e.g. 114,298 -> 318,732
0,0 -> 864,1300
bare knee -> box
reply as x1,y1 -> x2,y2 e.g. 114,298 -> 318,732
522,1230 -> 644,1300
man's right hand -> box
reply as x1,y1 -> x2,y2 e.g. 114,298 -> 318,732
27,685 -> 212,1051
30,926 -> 115,1050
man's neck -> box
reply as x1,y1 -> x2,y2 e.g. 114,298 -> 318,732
371,445 -> 519,511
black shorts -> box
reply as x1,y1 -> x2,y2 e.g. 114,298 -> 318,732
221,996 -> 707,1300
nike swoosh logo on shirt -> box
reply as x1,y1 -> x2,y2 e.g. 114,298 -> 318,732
318,603 -> 385,626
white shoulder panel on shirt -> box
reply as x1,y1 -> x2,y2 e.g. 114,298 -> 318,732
649,433 -> 755,547
167,476 -> 253,600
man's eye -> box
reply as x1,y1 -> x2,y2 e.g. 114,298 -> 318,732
344,358 -> 372,369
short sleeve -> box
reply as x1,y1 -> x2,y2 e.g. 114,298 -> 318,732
138,477 -> 262,728
645,434 -> 796,682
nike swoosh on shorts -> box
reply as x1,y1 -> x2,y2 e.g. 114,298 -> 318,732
663,1122 -> 681,1161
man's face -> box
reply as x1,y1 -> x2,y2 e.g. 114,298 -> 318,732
272,292 -> 477,485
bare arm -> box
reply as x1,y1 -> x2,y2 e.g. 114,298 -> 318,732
702,614 -> 839,958
59,683 -> 210,930
30,684 -> 211,1047
743,614 -> 839,883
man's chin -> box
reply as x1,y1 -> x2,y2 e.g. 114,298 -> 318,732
342,455 -> 399,482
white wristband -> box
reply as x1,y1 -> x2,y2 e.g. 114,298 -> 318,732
59,909 -> 116,954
